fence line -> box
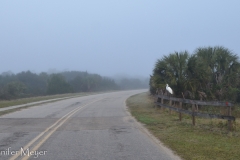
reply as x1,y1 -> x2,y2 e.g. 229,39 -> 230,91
156,94 -> 235,131
157,94 -> 233,106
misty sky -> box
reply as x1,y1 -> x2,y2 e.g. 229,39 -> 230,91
1,1 -> 240,77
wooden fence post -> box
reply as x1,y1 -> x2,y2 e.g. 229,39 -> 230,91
226,102 -> 232,131
179,102 -> 182,121
192,104 -> 196,126
169,100 -> 172,114
161,96 -> 164,111
156,96 -> 160,108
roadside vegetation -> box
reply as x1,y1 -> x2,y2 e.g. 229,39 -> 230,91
0,92 -> 95,108
0,70 -> 148,101
0,71 -> 119,100
127,92 -> 240,160
0,91 -> 108,116
150,46 -> 240,103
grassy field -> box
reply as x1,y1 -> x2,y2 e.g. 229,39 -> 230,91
126,92 -> 240,160
0,91 -> 114,116
0,92 -> 91,116
0,91 -> 109,109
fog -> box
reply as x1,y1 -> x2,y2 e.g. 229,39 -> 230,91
1,1 -> 240,78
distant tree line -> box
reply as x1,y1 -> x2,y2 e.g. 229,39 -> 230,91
0,70 -> 149,100
0,71 -> 118,100
150,46 -> 240,103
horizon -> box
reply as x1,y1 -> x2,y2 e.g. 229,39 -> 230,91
1,1 -> 240,77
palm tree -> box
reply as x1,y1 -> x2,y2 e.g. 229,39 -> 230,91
151,46 -> 240,102
194,46 -> 240,101
152,51 -> 189,97
185,54 -> 211,99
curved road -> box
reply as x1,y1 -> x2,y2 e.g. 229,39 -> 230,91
0,90 -> 181,160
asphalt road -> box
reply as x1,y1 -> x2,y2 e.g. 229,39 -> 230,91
0,90 -> 181,160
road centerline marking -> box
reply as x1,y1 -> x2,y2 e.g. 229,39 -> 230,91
9,106 -> 81,160
9,98 -> 103,160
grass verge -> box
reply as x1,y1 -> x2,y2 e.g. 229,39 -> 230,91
0,91 -> 113,116
126,92 -> 240,160
0,91 -> 111,109
0,99 -> 61,116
